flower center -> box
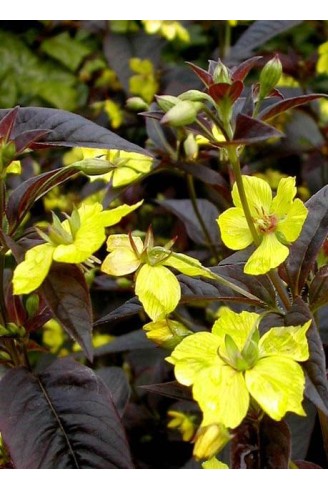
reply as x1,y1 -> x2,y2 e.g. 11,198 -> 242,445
254,212 -> 278,234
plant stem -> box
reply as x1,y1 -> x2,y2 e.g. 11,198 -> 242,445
186,173 -> 219,262
226,146 -> 291,310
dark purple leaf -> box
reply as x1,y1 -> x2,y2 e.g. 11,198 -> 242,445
94,330 -> 154,356
231,113 -> 284,144
230,21 -> 303,61
0,107 -> 149,154
41,263 -> 93,362
259,94 -> 327,122
309,266 -> 328,313
14,129 -> 50,153
208,81 -> 243,103
180,249 -> 276,308
284,299 -> 328,416
231,56 -> 263,81
186,62 -> 213,87
139,381 -> 193,401
283,185 -> 328,296
0,106 -> 19,139
97,366 -> 131,417
157,198 -> 220,245
0,358 -> 133,468
7,166 -> 80,233
93,297 -> 142,328
145,114 -> 176,155
286,399 -> 317,460
176,161 -> 228,189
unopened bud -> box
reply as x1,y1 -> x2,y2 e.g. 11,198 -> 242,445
183,133 -> 198,161
161,100 -> 201,127
156,95 -> 180,112
143,318 -> 192,349
259,55 -> 282,99
212,61 -> 231,84
73,158 -> 113,176
25,294 -> 40,318
126,97 -> 149,111
193,424 -> 231,461
179,90 -> 213,104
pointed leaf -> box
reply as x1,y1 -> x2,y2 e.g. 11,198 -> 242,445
93,297 -> 142,328
259,94 -> 328,122
231,56 -> 263,81
0,358 -> 133,468
157,198 -> 220,245
0,106 -> 19,139
284,299 -> 328,416
230,21 -> 302,61
0,107 -> 149,154
231,113 -> 284,145
97,367 -> 131,416
41,263 -> 93,362
283,185 -> 328,295
7,166 -> 80,233
176,161 -> 228,188
309,266 -> 328,312
180,249 -> 276,308
139,381 -> 193,401
94,330 -> 155,356
208,81 -> 243,103
186,62 -> 213,87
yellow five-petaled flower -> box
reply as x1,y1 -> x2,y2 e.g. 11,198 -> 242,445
13,201 -> 142,295
167,307 -> 311,429
217,176 -> 308,275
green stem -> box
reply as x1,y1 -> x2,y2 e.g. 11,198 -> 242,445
186,173 -> 220,262
226,146 -> 291,310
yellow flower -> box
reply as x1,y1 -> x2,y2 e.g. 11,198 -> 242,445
167,308 -> 311,429
167,410 -> 196,442
143,318 -> 191,349
101,229 -> 212,321
202,457 -> 229,469
193,423 -> 231,461
217,176 -> 308,275
13,201 -> 142,295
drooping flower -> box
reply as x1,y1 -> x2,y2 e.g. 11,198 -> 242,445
217,176 -> 308,275
101,229 -> 212,321
167,410 -> 197,442
167,307 -> 311,429
13,201 -> 142,295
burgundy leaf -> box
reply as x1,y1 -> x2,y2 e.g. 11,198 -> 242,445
139,381 -> 193,401
0,106 -> 19,139
97,366 -> 131,417
176,161 -> 228,189
232,113 -> 284,144
41,263 -> 93,361
231,56 -> 263,81
0,358 -> 133,468
186,62 -> 213,87
7,166 -> 80,233
94,330 -> 154,356
208,81 -> 243,103
0,107 -> 150,154
93,297 -> 142,328
283,185 -> 328,296
309,266 -> 328,313
259,94 -> 327,121
14,129 -> 50,153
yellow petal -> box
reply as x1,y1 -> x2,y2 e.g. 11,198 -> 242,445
101,247 -> 141,275
194,424 -> 230,461
193,364 -> 250,428
167,332 -> 221,385
244,233 -> 289,275
202,457 -> 229,469
245,357 -> 306,420
111,167 -> 140,187
276,198 -> 308,243
212,308 -> 260,351
259,321 -> 311,361
13,243 -> 55,295
217,208 -> 253,250
135,264 -> 180,320
271,176 -> 297,216
232,176 -> 272,216
105,234 -> 144,253
100,201 -> 143,227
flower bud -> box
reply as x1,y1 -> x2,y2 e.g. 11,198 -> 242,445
125,97 -> 149,111
183,133 -> 198,161
259,55 -> 282,99
156,95 -> 180,112
161,100 -> 201,127
179,90 -> 213,104
193,424 -> 231,461
212,61 -> 231,84
73,158 -> 114,176
143,318 -> 192,349
25,294 -> 40,318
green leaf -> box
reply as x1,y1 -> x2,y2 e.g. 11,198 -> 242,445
41,32 -> 91,71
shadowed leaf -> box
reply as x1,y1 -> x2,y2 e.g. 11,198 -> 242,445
0,107 -> 149,154
309,266 -> 328,313
139,381 -> 193,401
93,297 -> 142,328
97,366 -> 131,417
0,358 -> 133,468
283,185 -> 328,296
41,263 -> 93,362
259,94 -> 327,122
231,113 -> 283,144
94,330 -> 155,356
